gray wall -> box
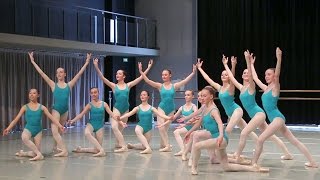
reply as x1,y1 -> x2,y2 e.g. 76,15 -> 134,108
135,0 -> 198,108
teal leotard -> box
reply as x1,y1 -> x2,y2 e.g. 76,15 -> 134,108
89,102 -> 105,132
137,105 -> 153,134
202,107 -> 228,143
218,88 -> 241,117
25,104 -> 43,137
113,84 -> 130,114
262,90 -> 286,122
158,84 -> 175,115
239,89 -> 264,118
181,105 -> 194,131
52,83 -> 70,115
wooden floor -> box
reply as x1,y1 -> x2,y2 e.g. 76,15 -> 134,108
0,124 -> 320,180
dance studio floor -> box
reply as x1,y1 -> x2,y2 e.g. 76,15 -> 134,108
0,124 -> 320,180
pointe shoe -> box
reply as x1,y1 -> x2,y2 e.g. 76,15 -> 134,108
30,154 -> 44,161
281,154 -> 293,160
54,151 -> 68,157
114,146 -> 128,153
252,163 -> 270,173
15,150 -> 24,157
191,166 -> 198,175
93,149 -> 106,157
174,151 -> 183,156
140,148 -> 152,154
159,146 -> 172,152
305,162 -> 318,168
182,153 -> 188,161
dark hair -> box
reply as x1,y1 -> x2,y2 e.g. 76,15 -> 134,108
141,90 -> 149,96
267,68 -> 275,72
185,89 -> 194,95
57,67 -> 66,73
29,88 -> 39,94
119,69 -> 127,77
90,87 -> 99,92
202,86 -> 216,98
163,69 -> 172,75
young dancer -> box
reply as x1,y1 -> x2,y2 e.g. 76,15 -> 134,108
190,86 -> 269,175
157,90 -> 197,156
197,57 -> 258,140
28,52 -> 91,157
3,89 -> 64,161
117,90 -> 173,154
94,59 -> 153,153
68,87 -> 115,157
138,62 -> 197,152
250,47 -> 318,168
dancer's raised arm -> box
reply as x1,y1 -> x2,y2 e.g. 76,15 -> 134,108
244,50 -> 256,91
251,56 -> 267,91
197,58 -> 221,90
68,53 -> 91,88
28,52 -> 55,90
93,58 -> 116,89
222,55 -> 243,90
138,62 -> 162,89
174,64 -> 197,90
128,59 -> 153,88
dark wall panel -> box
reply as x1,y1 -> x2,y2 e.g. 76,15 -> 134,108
48,7 -> 64,39
63,10 -> 78,41
0,0 -> 15,33
32,5 -> 49,37
77,12 -> 91,42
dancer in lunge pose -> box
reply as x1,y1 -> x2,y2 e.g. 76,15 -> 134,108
223,52 -> 292,163
250,47 -> 318,168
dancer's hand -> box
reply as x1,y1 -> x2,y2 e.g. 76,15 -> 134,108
67,120 -> 75,125
113,115 -> 120,121
192,64 -> 197,73
119,121 -> 127,128
222,55 -> 228,64
58,125 -> 65,134
138,62 -> 143,73
276,47 -> 282,60
86,53 -> 92,63
3,128 -> 9,136
217,135 -> 223,147
93,58 -> 99,66
148,59 -> 153,68
28,52 -> 34,62
231,56 -> 237,66
196,58 -> 203,69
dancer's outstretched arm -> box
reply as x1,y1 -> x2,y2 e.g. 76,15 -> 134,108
197,58 -> 221,90
128,59 -> 153,88
68,53 -> 91,88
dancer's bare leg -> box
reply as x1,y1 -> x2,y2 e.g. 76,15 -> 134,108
234,113 -> 265,161
173,128 -> 188,156
252,118 -> 317,168
112,109 -> 128,153
158,108 -> 173,152
21,130 -> 44,161
52,110 -> 68,157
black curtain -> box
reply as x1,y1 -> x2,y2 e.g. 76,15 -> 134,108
198,0 -> 320,124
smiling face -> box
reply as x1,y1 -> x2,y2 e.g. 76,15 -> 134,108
56,67 -> 66,81
184,90 -> 194,102
140,90 -> 149,102
265,68 -> 275,84
221,70 -> 229,82
116,70 -> 126,81
90,88 -> 99,101
28,89 -> 39,102
161,69 -> 172,82
242,69 -> 249,81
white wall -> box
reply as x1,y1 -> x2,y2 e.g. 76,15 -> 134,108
135,0 -> 198,107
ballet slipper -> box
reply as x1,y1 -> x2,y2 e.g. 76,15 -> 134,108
114,146 -> 128,153
93,149 -> 106,157
281,154 -> 293,160
159,146 -> 172,152
54,150 -> 68,157
305,162 -> 318,168
174,151 -> 183,156
140,148 -> 152,154
30,154 -> 44,161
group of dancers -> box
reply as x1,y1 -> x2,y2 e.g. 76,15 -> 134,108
2,48 -> 318,175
